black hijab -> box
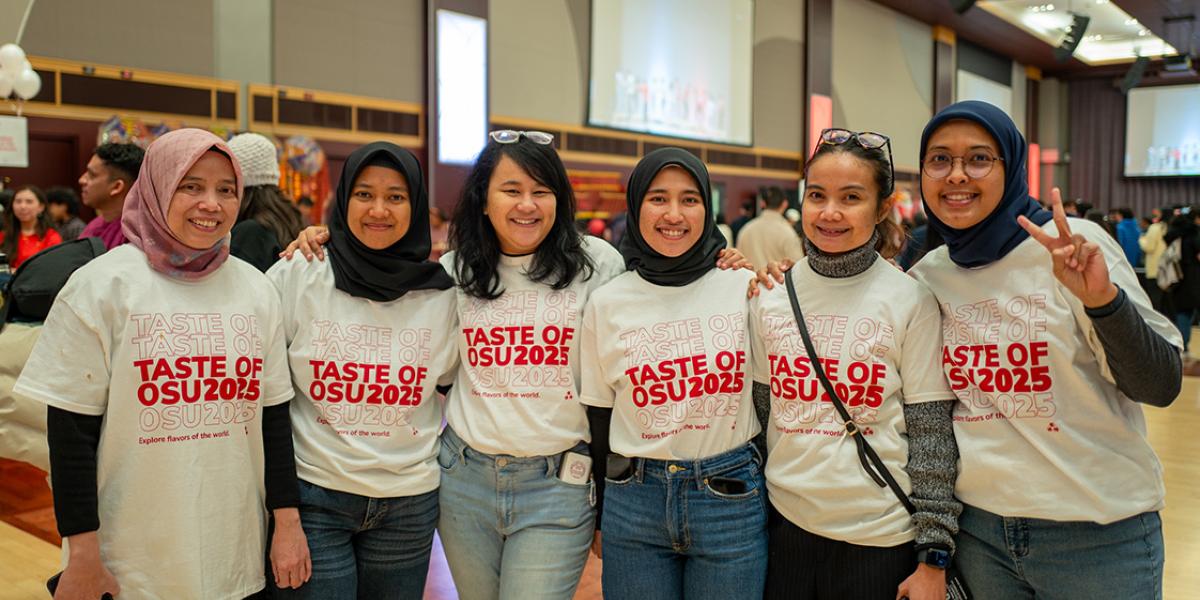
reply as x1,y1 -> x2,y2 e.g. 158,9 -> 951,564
618,148 -> 727,286
327,142 -> 454,301
919,101 -> 1052,268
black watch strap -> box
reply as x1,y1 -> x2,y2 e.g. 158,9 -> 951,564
916,546 -> 952,569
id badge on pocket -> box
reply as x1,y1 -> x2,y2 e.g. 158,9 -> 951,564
559,451 -> 592,485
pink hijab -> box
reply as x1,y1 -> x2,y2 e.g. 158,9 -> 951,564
120,129 -> 243,280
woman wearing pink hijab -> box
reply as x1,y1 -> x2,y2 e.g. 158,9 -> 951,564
16,129 -> 309,600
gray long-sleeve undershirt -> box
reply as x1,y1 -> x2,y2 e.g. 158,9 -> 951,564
904,399 -> 961,553
1086,286 -> 1183,407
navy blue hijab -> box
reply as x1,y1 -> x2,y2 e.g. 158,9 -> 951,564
619,148 -> 727,286
919,101 -> 1051,268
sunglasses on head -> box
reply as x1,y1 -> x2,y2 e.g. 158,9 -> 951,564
819,128 -> 890,150
814,128 -> 895,195
489,130 -> 554,145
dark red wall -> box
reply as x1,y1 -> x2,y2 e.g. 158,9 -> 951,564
0,115 -> 103,219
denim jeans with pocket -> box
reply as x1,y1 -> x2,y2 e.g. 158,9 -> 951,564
271,480 -> 438,600
436,426 -> 595,600
955,503 -> 1164,600
600,442 -> 768,600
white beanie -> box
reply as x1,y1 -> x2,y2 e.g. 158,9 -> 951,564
228,133 -> 281,187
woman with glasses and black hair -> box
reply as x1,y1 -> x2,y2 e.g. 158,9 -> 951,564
580,148 -> 766,600
908,101 -> 1182,598
749,129 -> 959,600
428,129 -> 627,600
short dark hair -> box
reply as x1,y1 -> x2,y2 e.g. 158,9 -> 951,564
762,187 -> 787,210
46,186 -> 81,217
449,138 -> 595,300
1117,207 -> 1135,220
95,142 -> 145,183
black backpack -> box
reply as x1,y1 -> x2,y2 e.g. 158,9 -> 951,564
1,237 -> 107,330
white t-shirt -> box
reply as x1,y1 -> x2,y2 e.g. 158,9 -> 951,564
267,253 -> 459,498
910,218 -> 1183,524
440,237 -> 626,456
14,245 -> 293,600
751,258 -> 954,547
581,268 -> 761,460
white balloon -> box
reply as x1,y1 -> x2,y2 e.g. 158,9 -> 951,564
0,70 -> 12,98
13,68 -> 40,100
0,44 -> 25,71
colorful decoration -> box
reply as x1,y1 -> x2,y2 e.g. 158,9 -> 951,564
281,135 -> 330,223
97,115 -> 233,148
283,135 -> 325,175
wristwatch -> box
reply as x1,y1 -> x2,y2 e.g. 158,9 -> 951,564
916,546 -> 952,570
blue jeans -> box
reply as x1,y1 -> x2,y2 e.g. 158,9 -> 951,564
955,504 -> 1163,600
600,443 -> 768,600
271,480 -> 438,600
1174,310 -> 1194,351
436,426 -> 595,600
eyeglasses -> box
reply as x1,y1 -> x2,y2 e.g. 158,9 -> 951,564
489,130 -> 554,145
922,152 -> 1004,180
814,128 -> 895,195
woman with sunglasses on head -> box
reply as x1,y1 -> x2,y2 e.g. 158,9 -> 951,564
430,129 -> 628,600
907,101 -> 1182,599
749,129 -> 960,600
15,129 -> 306,599
580,148 -> 766,600
266,142 -> 458,599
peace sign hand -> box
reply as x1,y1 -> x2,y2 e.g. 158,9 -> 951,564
1016,187 -> 1119,309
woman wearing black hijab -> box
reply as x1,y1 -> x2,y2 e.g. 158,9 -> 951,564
266,142 -> 459,599
908,101 -> 1183,598
580,148 -> 767,599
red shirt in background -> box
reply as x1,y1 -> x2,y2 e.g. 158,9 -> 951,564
1,228 -> 63,268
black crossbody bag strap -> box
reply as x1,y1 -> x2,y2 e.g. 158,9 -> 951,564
784,269 -> 917,515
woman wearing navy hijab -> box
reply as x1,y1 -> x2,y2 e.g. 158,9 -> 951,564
908,101 -> 1183,598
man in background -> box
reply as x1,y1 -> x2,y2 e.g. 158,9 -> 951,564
78,142 -> 145,249
736,187 -> 803,270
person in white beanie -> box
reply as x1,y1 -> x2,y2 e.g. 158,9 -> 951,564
228,132 -> 304,271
